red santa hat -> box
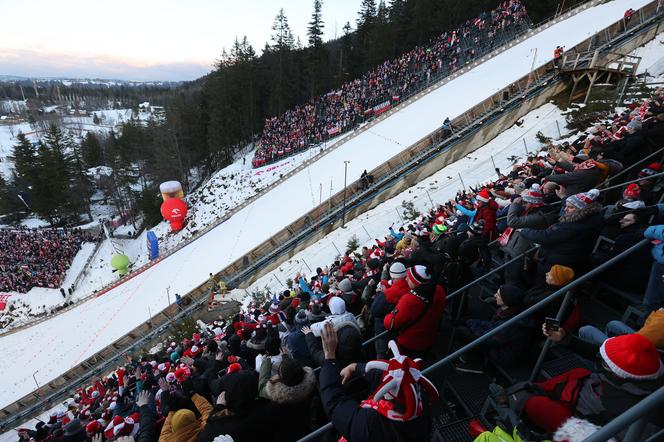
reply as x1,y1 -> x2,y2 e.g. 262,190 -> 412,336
104,415 -> 138,440
85,420 -> 103,435
174,366 -> 192,383
157,362 -> 171,373
360,341 -> 439,421
639,162 -> 662,178
476,188 -> 491,203
599,334 -> 664,380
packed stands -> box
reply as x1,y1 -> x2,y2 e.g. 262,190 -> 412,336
0,228 -> 96,294
252,0 -> 529,168
13,79 -> 664,442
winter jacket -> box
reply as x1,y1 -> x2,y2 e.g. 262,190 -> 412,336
455,203 -> 477,224
576,371 -> 664,427
259,359 -> 319,441
475,200 -> 499,240
197,399 -> 274,442
382,278 -> 410,304
595,225 -> 653,292
384,285 -> 447,352
159,394 -> 213,442
389,228 -> 405,241
644,225 -> 664,264
286,330 -> 315,367
503,201 -> 556,257
520,202 -> 604,272
138,400 -> 158,442
547,166 -> 604,196
318,360 -> 432,442
465,307 -> 534,366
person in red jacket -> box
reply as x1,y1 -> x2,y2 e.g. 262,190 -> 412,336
475,188 -> 499,240
384,265 -> 447,359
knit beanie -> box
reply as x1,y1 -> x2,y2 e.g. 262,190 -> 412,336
521,183 -> 544,205
638,162 -> 661,178
476,188 -> 491,203
468,220 -> 485,235
338,278 -> 353,294
566,189 -> 600,209
599,334 -> 664,380
637,309 -> 664,349
498,284 -> 525,307
222,372 -> 258,414
622,183 -> 641,200
432,223 -> 447,236
389,262 -> 407,280
548,265 -> 575,286
171,409 -> 196,434
406,265 -> 430,288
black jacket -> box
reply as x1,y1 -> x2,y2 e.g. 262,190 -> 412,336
197,399 -> 274,442
319,360 -> 431,442
520,202 -> 604,271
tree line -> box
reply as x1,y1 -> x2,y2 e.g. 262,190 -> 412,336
0,0 -> 578,227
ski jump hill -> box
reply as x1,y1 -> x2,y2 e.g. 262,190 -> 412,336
0,0 -> 659,428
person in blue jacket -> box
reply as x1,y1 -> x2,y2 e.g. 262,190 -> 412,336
641,203 -> 664,312
317,322 -> 437,442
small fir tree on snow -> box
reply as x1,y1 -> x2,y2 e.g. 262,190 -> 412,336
346,234 -> 360,252
401,200 -> 419,221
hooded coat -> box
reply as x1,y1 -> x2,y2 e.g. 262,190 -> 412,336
520,202 -> 604,272
384,284 -> 447,352
259,360 -> 320,441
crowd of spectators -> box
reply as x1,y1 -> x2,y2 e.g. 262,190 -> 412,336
251,0 -> 528,168
0,228 -> 95,294
13,88 -> 664,442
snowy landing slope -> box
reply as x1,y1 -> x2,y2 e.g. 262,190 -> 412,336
0,0 -> 650,409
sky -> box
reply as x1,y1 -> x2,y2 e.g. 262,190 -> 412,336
0,0 -> 363,82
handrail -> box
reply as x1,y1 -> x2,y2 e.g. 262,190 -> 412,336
600,145 -> 664,187
297,238 -> 651,441
362,245 -> 539,348
582,385 -> 664,442
4,0 -> 662,430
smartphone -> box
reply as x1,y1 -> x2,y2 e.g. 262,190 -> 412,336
545,317 -> 560,332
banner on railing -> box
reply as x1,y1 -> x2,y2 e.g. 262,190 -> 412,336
373,100 -> 392,116
0,294 -> 11,311
254,159 -> 292,176
327,126 -> 340,136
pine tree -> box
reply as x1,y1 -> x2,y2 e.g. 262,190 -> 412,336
10,133 -> 38,188
307,0 -> 324,48
0,175 -> 21,215
80,132 -> 103,167
306,0 -> 328,98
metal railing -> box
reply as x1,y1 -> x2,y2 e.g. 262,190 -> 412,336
582,385 -> 664,442
297,238 -> 652,441
2,0 -> 662,430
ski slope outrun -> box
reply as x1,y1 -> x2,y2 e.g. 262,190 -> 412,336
0,0 -> 649,410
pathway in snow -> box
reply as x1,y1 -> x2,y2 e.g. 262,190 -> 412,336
0,0 -> 650,410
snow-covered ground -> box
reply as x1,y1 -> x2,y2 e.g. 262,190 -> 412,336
631,32 -> 664,77
0,0 -> 653,412
244,103 -> 570,294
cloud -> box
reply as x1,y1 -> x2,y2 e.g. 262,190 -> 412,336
0,49 -> 211,82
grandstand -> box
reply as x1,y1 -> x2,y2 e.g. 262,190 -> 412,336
2,0 -> 664,441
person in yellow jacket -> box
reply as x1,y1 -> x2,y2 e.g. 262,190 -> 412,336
159,393 -> 213,442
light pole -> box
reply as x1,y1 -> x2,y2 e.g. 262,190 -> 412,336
342,161 -> 350,228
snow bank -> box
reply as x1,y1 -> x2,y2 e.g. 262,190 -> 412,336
0,0 -> 650,410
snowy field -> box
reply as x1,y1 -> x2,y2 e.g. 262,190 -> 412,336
0,0 -> 652,411
244,103 -> 570,295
